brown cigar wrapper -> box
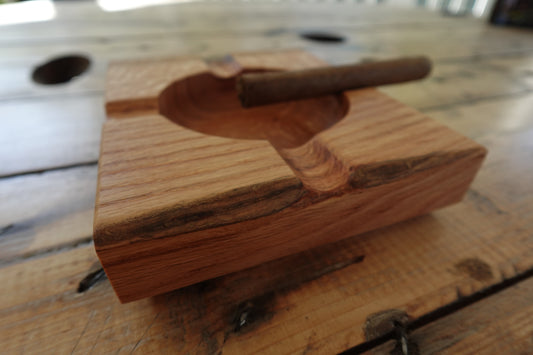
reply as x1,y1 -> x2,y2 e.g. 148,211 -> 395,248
237,56 -> 432,108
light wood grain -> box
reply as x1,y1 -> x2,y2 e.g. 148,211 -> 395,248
0,2 -> 474,43
0,58 -> 106,101
429,91 -> 533,143
0,95 -> 105,177
94,50 -> 486,302
2,2 -> 533,354
0,166 -> 97,264
381,57 -> 532,111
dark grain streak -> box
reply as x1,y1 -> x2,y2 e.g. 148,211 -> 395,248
350,148 -> 485,189
0,236 -> 93,267
466,189 -> 506,215
95,177 -> 305,247
0,161 -> 98,180
0,224 -> 14,238
148,245 -> 366,355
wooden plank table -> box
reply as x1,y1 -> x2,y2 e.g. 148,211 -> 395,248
1,1 -> 532,354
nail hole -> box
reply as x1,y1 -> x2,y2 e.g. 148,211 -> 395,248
78,268 -> 106,293
32,54 -> 91,85
300,31 -> 345,43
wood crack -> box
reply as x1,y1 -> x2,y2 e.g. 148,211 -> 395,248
0,161 -> 98,180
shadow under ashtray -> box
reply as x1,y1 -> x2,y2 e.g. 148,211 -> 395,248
158,69 -> 350,149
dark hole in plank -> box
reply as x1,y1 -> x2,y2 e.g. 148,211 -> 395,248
32,54 -> 91,85
300,31 -> 345,43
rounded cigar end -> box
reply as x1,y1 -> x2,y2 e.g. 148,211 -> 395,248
417,56 -> 432,79
235,76 -> 250,108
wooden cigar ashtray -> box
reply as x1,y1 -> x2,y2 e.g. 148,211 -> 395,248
94,50 -> 486,303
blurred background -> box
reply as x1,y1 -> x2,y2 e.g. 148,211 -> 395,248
2,0 -> 533,28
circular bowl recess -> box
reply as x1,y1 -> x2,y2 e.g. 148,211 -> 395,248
158,70 -> 349,149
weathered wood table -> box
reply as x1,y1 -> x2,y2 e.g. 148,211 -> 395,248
1,1 -> 532,354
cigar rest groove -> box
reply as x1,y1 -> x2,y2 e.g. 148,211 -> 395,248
94,51 -> 486,302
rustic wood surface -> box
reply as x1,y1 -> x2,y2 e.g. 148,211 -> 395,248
95,51 -> 484,302
1,1 -> 532,354
366,276 -> 533,354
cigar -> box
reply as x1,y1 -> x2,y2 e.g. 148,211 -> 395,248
237,56 -> 431,108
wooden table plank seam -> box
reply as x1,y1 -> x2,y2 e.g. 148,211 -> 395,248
0,161 -> 98,180
364,271 -> 533,354
0,236 -> 94,268
0,23 -> 490,47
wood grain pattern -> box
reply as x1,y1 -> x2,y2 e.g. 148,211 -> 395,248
410,278 -> 533,354
0,3 -> 460,43
1,59 -> 526,178
368,276 -> 533,354
2,92 -> 529,274
105,50 -> 326,117
94,50 -> 486,302
2,4 -> 531,177
2,177 -> 532,354
0,166 -> 96,264
2,2 -> 533,354
3,3 -> 533,102
4,5 -> 529,264
0,95 -> 104,177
